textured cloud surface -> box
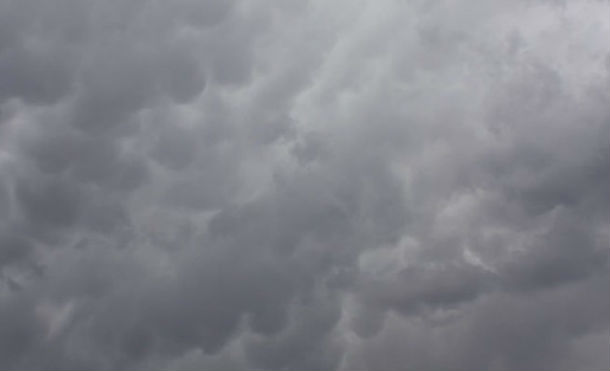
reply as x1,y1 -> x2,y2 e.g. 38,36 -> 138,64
0,0 -> 608,370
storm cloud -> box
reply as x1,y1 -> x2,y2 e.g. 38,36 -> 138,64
0,0 -> 608,370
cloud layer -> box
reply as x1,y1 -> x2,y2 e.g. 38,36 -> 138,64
0,0 -> 608,370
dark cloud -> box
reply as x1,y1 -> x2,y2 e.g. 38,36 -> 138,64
0,0 -> 608,370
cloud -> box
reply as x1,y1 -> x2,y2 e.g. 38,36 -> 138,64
0,0 -> 608,370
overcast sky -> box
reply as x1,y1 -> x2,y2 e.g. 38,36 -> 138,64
0,0 -> 609,370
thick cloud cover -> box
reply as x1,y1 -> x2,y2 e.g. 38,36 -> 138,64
0,0 -> 608,370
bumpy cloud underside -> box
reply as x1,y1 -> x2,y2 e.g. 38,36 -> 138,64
0,0 -> 608,370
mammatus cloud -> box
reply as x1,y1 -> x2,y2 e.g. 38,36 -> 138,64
0,0 -> 608,370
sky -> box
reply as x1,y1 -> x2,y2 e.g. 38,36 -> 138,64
0,0 -> 609,370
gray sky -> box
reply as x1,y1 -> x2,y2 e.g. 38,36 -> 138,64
0,0 -> 609,370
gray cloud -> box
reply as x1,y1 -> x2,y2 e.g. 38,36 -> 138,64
0,0 -> 608,370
